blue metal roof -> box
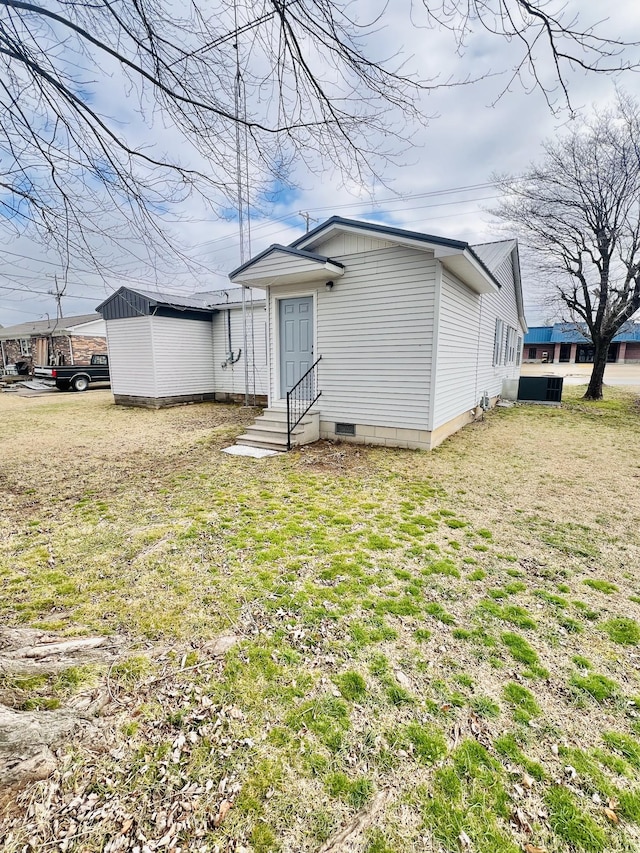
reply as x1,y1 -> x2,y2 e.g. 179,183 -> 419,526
524,326 -> 554,343
525,322 -> 640,344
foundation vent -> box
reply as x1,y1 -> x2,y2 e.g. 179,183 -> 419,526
335,422 -> 356,436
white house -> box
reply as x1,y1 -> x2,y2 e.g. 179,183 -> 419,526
229,217 -> 527,451
97,286 -> 267,407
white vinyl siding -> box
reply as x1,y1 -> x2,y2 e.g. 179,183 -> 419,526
432,267 -> 480,429
106,316 -> 215,398
312,233 -> 394,256
105,316 -> 157,396
151,317 -> 216,396
238,250 -> 334,282
212,306 -> 268,396
67,318 -> 107,337
432,249 -> 524,430
475,253 -> 525,398
267,245 -> 436,430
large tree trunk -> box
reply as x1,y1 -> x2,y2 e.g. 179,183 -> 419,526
583,343 -> 610,400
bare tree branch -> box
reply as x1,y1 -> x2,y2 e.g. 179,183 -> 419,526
493,93 -> 640,399
0,0 -> 638,287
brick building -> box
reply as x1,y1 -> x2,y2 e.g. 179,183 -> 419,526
0,314 -> 107,372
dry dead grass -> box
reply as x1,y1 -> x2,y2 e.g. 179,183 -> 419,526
1,387 -> 640,853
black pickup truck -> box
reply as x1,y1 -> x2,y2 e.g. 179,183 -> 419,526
34,354 -> 110,392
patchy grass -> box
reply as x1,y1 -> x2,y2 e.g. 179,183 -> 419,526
2,386 -> 640,851
583,579 -> 619,595
603,617 -> 640,646
571,672 -> 619,704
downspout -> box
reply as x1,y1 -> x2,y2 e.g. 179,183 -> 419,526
427,261 -> 443,435
0,339 -> 6,370
221,308 -> 241,368
242,285 -> 249,406
474,295 -> 483,408
68,335 -> 74,366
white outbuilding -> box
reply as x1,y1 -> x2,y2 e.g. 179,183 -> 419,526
97,287 -> 266,408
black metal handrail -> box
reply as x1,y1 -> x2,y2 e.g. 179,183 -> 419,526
286,355 -> 322,450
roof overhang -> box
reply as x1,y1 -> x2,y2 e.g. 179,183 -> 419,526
229,245 -> 345,288
434,248 -> 499,296
499,241 -> 528,333
294,218 -> 498,296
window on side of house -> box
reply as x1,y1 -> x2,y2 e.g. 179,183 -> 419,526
508,327 -> 517,364
516,336 -> 523,365
528,347 -> 537,359
493,319 -> 504,366
19,338 -> 30,356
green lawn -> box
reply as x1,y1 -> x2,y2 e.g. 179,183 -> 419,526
1,387 -> 640,851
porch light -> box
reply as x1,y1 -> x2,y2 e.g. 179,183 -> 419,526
325,280 -> 334,291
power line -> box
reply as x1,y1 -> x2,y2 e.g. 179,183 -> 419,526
193,180 -> 506,253
0,283 -> 99,300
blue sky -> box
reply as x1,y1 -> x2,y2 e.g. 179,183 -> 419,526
1,0 -> 639,326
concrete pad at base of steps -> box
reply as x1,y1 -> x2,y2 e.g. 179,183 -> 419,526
221,445 -> 281,458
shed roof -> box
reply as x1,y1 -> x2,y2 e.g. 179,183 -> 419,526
0,313 -> 102,340
97,286 -> 265,321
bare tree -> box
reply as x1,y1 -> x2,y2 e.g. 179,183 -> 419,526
0,0 -> 639,281
494,94 -> 640,399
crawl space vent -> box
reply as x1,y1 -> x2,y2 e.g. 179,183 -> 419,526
335,422 -> 356,436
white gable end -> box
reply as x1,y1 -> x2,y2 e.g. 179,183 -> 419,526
308,232 -> 395,257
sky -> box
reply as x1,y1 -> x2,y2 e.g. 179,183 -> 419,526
1,0 -> 639,328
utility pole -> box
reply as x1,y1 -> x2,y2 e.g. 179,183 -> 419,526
49,275 -> 66,321
299,211 -> 318,233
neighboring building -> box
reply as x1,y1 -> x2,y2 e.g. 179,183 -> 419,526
0,314 -> 106,372
96,286 -> 267,407
524,322 -> 640,364
230,216 -> 527,451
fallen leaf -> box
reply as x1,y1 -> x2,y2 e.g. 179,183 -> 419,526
524,845 -> 546,853
604,807 -> 619,824
213,799 -> 233,827
522,773 -> 535,789
513,808 -> 533,833
120,818 -> 133,834
458,829 -> 472,848
394,669 -> 412,690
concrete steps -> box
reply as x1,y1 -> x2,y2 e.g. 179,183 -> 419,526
236,407 -> 320,451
